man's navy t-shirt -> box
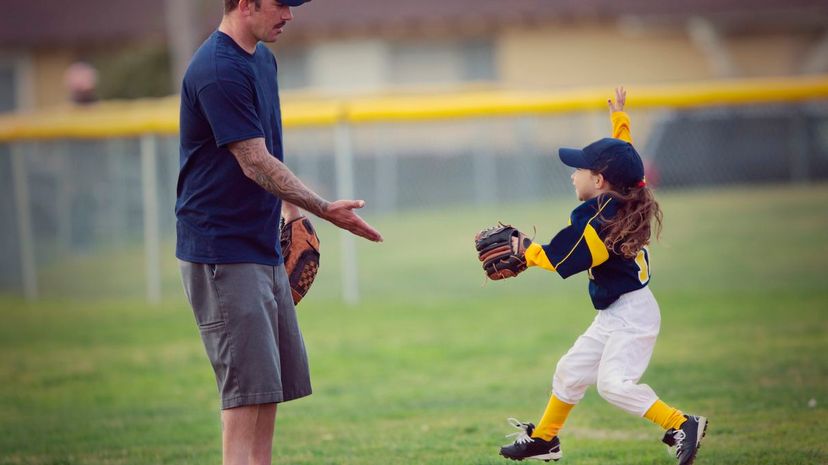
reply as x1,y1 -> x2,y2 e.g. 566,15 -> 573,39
176,31 -> 284,265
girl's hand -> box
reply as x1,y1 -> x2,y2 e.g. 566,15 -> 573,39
608,86 -> 626,113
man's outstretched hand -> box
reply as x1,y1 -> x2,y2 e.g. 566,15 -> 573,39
323,200 -> 383,242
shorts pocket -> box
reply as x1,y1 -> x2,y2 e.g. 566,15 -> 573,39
199,320 -> 225,331
199,320 -> 232,391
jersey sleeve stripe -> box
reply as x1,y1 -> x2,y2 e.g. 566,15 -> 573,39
525,242 -> 556,271
553,197 -> 613,270
584,223 -> 609,267
611,111 -> 633,144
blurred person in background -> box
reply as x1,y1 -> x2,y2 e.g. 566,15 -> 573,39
63,61 -> 99,105
176,1 -> 383,464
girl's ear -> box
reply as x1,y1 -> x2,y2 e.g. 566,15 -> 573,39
593,172 -> 606,188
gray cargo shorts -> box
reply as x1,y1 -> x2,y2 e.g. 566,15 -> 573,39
179,261 -> 312,409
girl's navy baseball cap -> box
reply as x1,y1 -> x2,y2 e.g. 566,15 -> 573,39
559,138 -> 645,188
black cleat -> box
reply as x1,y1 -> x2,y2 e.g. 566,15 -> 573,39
662,415 -> 708,465
499,418 -> 562,462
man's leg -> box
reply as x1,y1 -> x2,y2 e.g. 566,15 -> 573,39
222,405 -> 259,465
250,403 -> 277,465
181,262 -> 310,464
221,403 -> 278,465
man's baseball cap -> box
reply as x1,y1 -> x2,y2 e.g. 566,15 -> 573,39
280,0 -> 311,6
559,138 -> 645,188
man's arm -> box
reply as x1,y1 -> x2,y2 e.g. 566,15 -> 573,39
228,138 -> 383,242
230,138 -> 329,215
281,201 -> 303,223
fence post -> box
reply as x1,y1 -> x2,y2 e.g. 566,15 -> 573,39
11,142 -> 38,301
474,121 -> 497,206
296,133 -> 321,188
106,138 -> 129,246
141,134 -> 162,305
790,111 -> 810,183
374,124 -> 397,214
515,117 -> 538,199
55,141 -> 72,254
334,122 -> 359,305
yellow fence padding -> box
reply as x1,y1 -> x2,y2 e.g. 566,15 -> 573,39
1,75 -> 826,142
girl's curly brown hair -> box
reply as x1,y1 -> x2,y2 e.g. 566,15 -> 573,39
597,182 -> 663,259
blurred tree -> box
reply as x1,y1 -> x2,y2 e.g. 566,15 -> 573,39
165,0 -> 199,91
94,42 -> 172,99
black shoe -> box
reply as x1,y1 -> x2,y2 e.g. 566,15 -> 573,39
499,418 -> 562,462
662,415 -> 708,465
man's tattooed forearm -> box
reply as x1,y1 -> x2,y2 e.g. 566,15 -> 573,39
252,163 -> 329,216
231,139 -> 329,217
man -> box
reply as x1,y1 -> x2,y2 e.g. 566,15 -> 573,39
63,61 -> 98,105
176,1 -> 383,464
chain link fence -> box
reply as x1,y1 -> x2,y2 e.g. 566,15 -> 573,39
1,100 -> 827,299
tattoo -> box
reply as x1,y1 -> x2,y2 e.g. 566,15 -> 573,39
229,139 -> 330,217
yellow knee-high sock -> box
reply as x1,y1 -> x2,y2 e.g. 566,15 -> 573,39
644,399 -> 687,430
531,394 -> 575,441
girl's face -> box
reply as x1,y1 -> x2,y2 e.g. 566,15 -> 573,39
571,168 -> 603,201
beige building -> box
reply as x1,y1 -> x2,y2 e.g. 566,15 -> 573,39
278,0 -> 828,93
1,0 -> 827,110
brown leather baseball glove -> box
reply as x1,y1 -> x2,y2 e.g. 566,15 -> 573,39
474,223 -> 532,280
280,216 -> 320,305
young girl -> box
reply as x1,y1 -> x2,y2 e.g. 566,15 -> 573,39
498,88 -> 707,465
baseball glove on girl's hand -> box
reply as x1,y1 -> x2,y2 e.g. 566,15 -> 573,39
280,216 -> 320,305
474,223 -> 532,280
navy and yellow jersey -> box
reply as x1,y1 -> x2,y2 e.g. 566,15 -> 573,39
524,196 -> 651,309
522,110 -> 649,309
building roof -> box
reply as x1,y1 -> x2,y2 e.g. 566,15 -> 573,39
1,0 -> 826,47
289,0 -> 828,38
0,0 -> 169,47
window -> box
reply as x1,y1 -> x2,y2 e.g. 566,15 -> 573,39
274,47 -> 309,91
0,62 -> 17,112
388,39 -> 495,86
0,54 -> 31,112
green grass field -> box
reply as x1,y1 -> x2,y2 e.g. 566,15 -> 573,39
2,184 -> 827,465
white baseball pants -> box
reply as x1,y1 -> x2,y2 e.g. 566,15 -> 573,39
552,286 -> 661,416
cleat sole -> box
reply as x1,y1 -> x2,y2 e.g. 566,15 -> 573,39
499,451 -> 562,462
